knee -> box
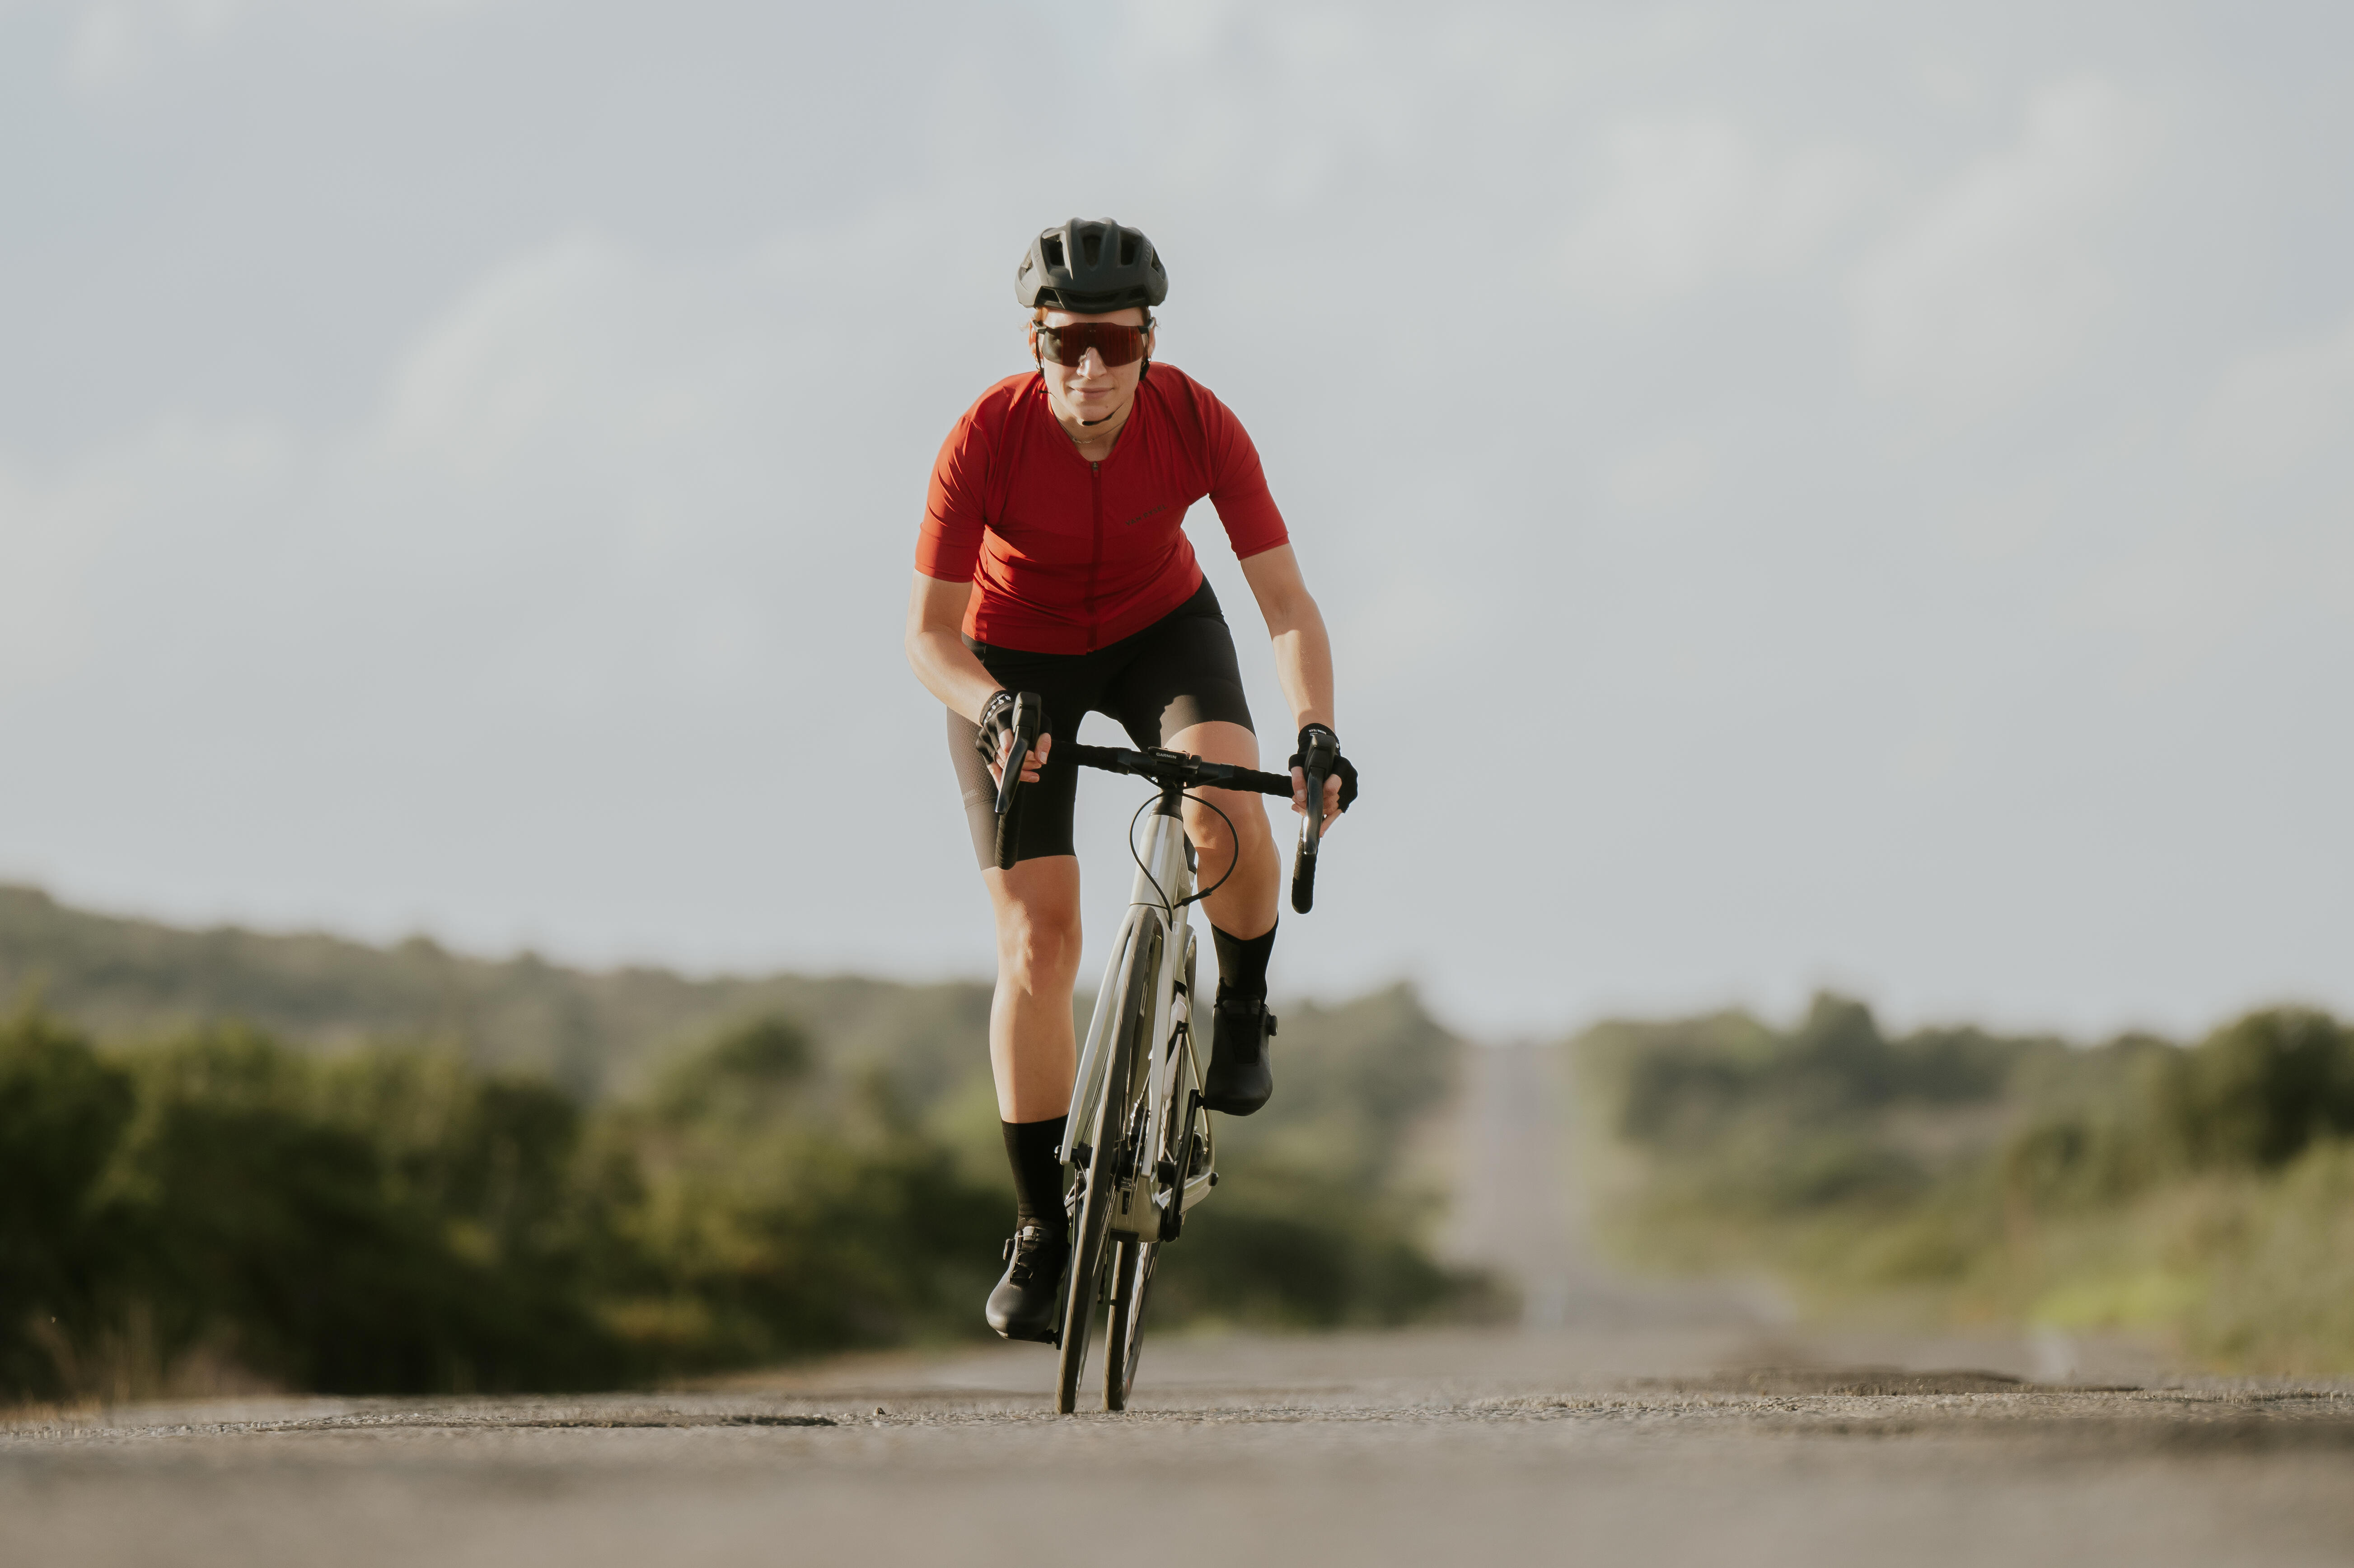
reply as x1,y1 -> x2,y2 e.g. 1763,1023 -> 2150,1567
1184,793 -> 1268,867
998,901 -> 1082,987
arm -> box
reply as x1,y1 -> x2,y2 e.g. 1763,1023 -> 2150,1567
1237,544 -> 1333,733
1236,544 -> 1342,825
904,571 -> 1047,781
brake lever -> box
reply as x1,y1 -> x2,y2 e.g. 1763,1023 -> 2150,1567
992,693 -> 1043,818
991,694 -> 1044,872
1290,731 -> 1337,914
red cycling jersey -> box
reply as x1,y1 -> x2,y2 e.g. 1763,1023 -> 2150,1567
917,364 -> 1289,655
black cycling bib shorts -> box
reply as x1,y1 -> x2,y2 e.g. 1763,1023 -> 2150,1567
948,580 -> 1254,868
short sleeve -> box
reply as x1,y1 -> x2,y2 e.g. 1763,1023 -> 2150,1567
916,405 -> 992,582
1196,384 -> 1289,559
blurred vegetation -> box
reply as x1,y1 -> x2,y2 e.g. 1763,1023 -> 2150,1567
0,887 -> 1483,1402
0,883 -> 996,1101
1150,985 -> 1496,1328
1576,993 -> 2354,1373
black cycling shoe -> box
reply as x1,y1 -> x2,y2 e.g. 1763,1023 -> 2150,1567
1203,993 -> 1277,1116
985,1223 -> 1069,1342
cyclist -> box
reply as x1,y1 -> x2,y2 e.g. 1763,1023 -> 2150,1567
905,218 -> 1357,1340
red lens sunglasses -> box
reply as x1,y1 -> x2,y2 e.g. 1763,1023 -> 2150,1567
1034,317 -> 1153,369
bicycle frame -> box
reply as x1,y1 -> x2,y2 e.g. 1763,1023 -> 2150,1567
1058,789 -> 1215,1238
1010,738 -> 1316,1411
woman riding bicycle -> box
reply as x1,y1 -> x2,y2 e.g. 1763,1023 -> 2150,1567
905,218 -> 1357,1340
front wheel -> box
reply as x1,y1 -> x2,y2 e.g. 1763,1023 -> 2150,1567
1104,1235 -> 1158,1410
1054,1084 -> 1122,1414
1055,923 -> 1155,1413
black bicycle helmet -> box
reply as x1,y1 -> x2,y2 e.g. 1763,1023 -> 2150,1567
1015,218 -> 1168,312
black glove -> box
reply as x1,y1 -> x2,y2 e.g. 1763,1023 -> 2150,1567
975,689 -> 1026,771
1288,724 -> 1358,812
974,690 -> 1014,767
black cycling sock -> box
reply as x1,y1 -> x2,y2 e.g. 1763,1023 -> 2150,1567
1211,922 -> 1277,1003
1001,1116 -> 1069,1238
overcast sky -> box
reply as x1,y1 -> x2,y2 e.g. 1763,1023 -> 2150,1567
2,0 -> 2349,1039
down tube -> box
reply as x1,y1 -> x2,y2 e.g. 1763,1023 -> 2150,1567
1137,810 -> 1193,1177
1060,916 -> 1140,1165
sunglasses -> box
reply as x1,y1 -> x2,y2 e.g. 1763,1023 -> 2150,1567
1034,318 -> 1152,369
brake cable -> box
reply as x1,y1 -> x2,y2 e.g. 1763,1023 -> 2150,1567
1124,788 -> 1243,914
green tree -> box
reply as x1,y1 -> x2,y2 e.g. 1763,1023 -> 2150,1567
0,1013 -> 136,1398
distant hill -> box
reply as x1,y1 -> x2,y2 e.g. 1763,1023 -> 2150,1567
0,883 -> 992,1101
0,887 -> 1465,1172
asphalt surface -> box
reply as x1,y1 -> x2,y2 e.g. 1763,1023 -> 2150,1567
7,1322 -> 2354,1568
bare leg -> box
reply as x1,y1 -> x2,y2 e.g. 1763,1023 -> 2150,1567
982,854 -> 1084,1121
1166,720 -> 1280,942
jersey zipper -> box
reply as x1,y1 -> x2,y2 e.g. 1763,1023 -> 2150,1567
1085,460 -> 1103,651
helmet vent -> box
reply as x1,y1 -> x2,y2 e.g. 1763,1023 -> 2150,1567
1015,218 -> 1165,311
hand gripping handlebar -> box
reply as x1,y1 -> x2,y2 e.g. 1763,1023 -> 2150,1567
989,693 -> 1044,871
994,740 -> 1329,910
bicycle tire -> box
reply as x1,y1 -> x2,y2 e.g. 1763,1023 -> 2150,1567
1107,933 -> 1189,1410
1105,1234 -> 1157,1409
1055,922 -> 1155,1412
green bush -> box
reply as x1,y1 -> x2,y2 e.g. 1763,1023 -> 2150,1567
5,989 -> 1484,1401
1151,1167 -> 1465,1329
1577,997 -> 2354,1373
2161,1008 -> 2354,1170
607,1018 -> 1005,1370
0,1015 -> 137,1398
1151,983 -> 1493,1327
0,1011 -> 1007,1399
79,1026 -> 625,1394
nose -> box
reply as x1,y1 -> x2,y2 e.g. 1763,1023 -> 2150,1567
1076,348 -> 1108,378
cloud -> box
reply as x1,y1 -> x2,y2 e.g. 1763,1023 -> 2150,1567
0,420 -> 291,694
373,235 -> 736,485
61,0 -> 486,89
1852,76 -> 2151,416
1124,0 -> 1249,61
0,456 -> 112,692
1607,435 -> 1715,511
1563,119 -> 1870,308
2194,310 -> 2354,477
0,201 -> 1012,723
8,0 -> 2354,1034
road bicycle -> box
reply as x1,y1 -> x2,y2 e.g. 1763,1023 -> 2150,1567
990,695 -> 1338,1413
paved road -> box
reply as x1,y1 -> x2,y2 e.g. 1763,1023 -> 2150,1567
6,1324 -> 2353,1567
